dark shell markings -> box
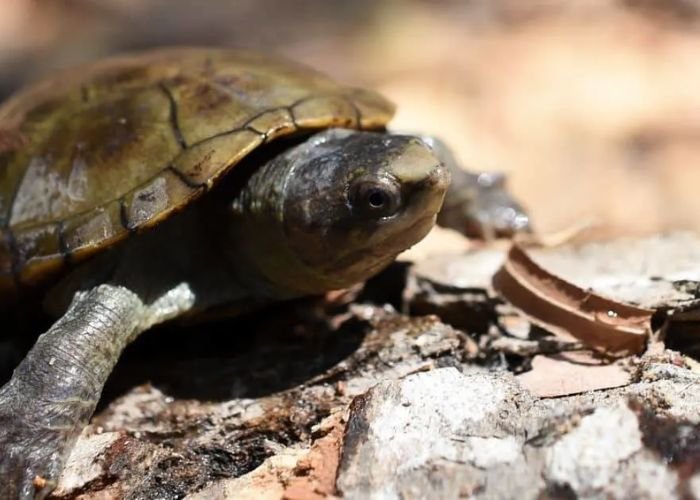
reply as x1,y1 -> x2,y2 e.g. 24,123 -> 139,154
0,48 -> 395,295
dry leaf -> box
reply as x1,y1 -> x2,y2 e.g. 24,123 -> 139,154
517,352 -> 632,398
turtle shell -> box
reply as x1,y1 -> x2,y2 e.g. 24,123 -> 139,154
0,47 -> 394,297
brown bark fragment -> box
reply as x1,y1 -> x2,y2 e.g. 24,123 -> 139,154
493,244 -> 652,357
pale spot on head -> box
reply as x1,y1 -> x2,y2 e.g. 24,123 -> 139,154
388,140 -> 441,183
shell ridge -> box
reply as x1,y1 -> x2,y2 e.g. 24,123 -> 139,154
166,165 -> 208,190
5,90 -> 377,236
118,197 -> 135,234
158,82 -> 188,149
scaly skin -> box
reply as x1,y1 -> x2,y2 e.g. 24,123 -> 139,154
0,285 -> 145,499
0,278 -> 198,500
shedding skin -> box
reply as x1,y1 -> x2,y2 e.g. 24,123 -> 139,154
0,281 -> 197,499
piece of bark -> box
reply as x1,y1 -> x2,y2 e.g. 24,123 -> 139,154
404,247 -> 507,335
493,244 -> 653,357
409,233 -> 700,359
187,412 -> 345,500
527,233 -> 700,359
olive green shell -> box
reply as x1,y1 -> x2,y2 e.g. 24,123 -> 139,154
0,47 -> 395,296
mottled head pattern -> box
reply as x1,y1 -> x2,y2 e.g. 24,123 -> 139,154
228,129 -> 450,296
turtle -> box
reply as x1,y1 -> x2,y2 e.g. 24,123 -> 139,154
0,47 -> 529,498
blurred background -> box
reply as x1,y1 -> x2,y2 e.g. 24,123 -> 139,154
2,0 -> 700,239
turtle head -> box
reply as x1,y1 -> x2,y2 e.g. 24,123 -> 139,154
228,129 -> 449,297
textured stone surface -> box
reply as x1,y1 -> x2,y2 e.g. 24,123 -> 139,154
337,367 -> 536,500
50,306 -> 476,498
337,363 -> 700,500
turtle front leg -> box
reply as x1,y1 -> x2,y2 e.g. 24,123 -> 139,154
0,284 -> 148,499
421,136 -> 531,239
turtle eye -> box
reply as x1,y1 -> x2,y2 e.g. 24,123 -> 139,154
349,178 -> 401,218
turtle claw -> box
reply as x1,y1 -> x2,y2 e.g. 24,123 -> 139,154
0,454 -> 56,500
457,171 -> 532,239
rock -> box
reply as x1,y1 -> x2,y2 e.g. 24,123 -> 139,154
337,367 -> 539,499
543,405 -> 678,499
53,432 -> 121,495
337,363 -> 700,499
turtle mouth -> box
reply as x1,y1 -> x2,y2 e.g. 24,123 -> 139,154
370,213 -> 438,256
329,212 -> 438,274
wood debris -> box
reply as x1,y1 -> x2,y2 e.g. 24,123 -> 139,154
493,244 -> 653,357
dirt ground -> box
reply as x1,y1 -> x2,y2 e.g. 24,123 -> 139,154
2,0 -> 700,240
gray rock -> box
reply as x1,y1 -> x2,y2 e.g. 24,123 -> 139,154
338,367 -> 541,500
338,364 -> 700,500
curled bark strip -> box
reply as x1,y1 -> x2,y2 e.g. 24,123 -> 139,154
492,244 -> 652,357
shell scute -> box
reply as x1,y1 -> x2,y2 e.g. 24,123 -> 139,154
0,47 -> 395,295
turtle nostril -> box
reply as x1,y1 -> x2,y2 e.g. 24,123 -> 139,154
422,164 -> 451,190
